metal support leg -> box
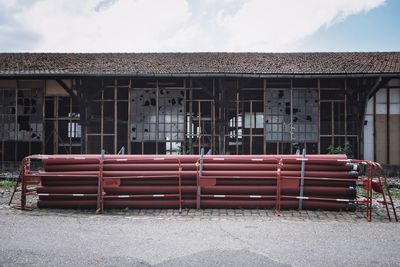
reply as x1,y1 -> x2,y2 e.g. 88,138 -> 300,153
275,159 -> 283,216
298,149 -> 306,210
96,149 -> 105,214
196,148 -> 204,209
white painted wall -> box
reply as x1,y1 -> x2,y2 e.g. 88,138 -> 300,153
363,79 -> 400,161
363,97 -> 374,161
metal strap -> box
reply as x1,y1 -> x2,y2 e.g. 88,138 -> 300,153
298,149 -> 306,210
199,147 -> 204,176
196,147 -> 205,209
96,149 -> 105,213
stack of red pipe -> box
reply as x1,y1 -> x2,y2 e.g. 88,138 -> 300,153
197,155 -> 357,210
34,154 -> 358,211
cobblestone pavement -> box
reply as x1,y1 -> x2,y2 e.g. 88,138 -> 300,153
1,188 -> 398,223
0,205 -> 396,223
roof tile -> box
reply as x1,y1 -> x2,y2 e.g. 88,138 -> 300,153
0,52 -> 399,76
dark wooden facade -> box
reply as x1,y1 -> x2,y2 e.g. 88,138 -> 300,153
0,77 -> 390,159
0,53 -> 399,166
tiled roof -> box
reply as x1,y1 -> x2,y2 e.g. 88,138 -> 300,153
0,52 -> 400,77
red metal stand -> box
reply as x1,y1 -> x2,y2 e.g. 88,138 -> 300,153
275,159 -> 283,216
9,157 -> 41,210
96,152 -> 104,214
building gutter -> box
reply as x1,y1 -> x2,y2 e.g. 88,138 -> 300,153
0,72 -> 399,80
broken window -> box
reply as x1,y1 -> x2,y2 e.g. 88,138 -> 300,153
17,89 -> 43,141
265,89 -> 318,142
130,88 -> 185,143
0,88 -> 43,161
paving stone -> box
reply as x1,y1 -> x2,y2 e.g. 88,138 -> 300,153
0,189 -> 395,223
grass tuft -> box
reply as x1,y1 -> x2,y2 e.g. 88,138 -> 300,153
389,188 -> 400,199
0,178 -> 16,189
357,184 -> 400,199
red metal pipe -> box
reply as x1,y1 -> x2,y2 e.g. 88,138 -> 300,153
200,200 -> 356,211
304,180 -> 356,187
44,163 -> 356,173
40,178 -> 355,187
37,186 -> 98,194
200,170 -> 357,178
37,185 -> 356,198
37,154 -> 349,167
201,186 -> 356,196
27,153 -> 362,213
38,199 -> 355,211
38,195 -> 97,200
41,179 -> 98,186
121,180 -> 196,186
38,200 -> 97,208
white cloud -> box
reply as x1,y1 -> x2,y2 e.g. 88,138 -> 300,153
219,0 -> 385,51
0,0 -> 385,52
14,0 -> 191,52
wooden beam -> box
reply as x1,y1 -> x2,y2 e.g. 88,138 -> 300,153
218,78 -> 227,155
367,77 -> 391,100
75,79 -> 88,153
196,79 -> 217,101
56,79 -> 78,99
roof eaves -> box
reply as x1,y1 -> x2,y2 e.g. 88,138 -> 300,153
0,72 -> 400,79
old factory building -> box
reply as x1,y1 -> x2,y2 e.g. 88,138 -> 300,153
0,53 -> 399,166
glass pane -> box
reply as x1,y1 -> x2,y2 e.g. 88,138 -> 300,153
320,102 -> 332,135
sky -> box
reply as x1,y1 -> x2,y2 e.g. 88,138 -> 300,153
0,0 -> 399,52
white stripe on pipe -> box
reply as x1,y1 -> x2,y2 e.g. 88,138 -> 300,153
296,158 -> 308,161
38,193 -> 49,196
251,158 -> 263,161
214,195 -> 226,198
336,198 -> 350,202
154,158 -> 165,160
337,159 -> 351,162
73,157 -> 86,160
250,195 -> 262,198
296,196 -> 309,200
213,158 -> 225,160
153,194 -> 165,197
73,194 -> 84,197
118,195 -> 130,198
116,159 -> 128,161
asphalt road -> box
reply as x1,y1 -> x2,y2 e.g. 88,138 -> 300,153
0,209 -> 399,267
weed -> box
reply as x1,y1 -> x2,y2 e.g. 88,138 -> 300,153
357,184 -> 400,199
0,178 -> 16,189
328,142 -> 353,158
389,188 -> 400,199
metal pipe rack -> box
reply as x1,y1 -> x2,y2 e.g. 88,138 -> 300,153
9,153 -> 398,222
